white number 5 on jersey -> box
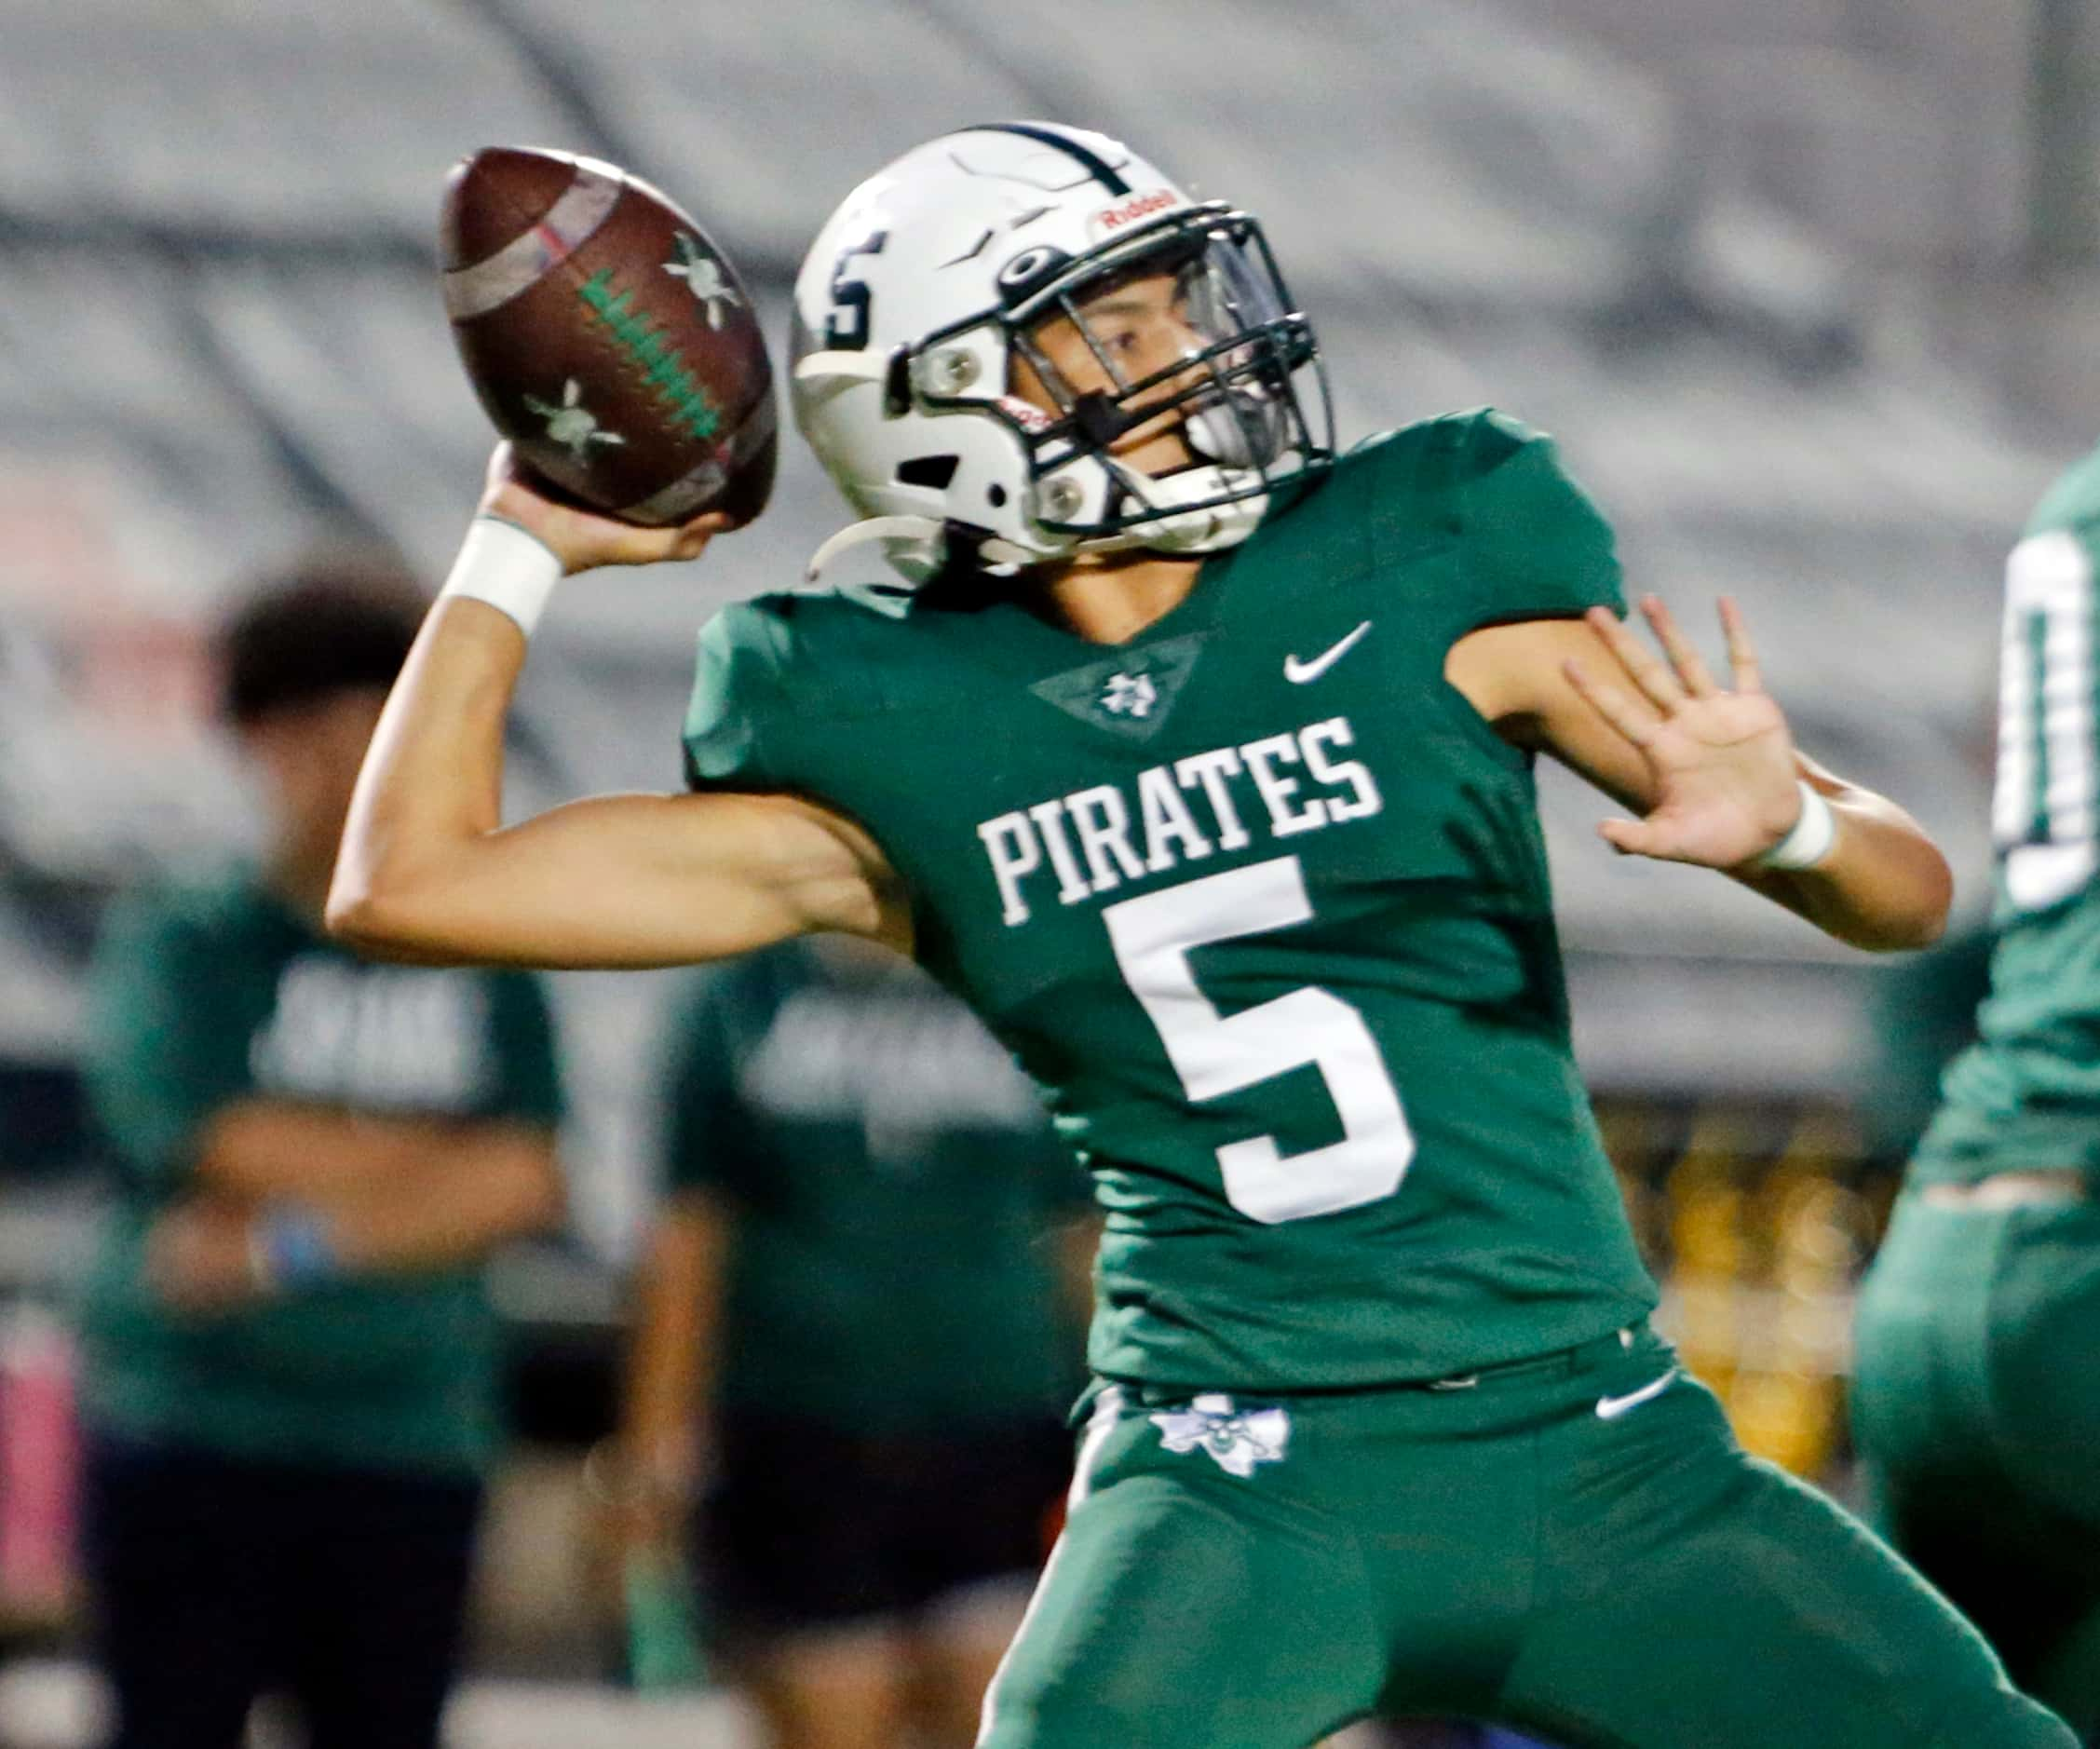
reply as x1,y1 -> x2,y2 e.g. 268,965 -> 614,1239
1104,856 -> 1414,1224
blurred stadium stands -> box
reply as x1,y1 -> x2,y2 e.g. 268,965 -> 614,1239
0,0 -> 2074,1281
1,0 -> 2078,1110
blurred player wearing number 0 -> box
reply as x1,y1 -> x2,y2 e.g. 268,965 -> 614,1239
334,125 -> 2073,1745
1851,445 -> 2100,1742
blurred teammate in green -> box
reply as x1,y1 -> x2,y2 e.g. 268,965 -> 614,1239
1854,448 -> 2100,1742
614,937 -> 1093,1749
77,566 -> 565,1749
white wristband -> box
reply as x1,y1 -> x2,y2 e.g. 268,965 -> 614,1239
439,516 -> 563,635
1755,780 -> 1837,871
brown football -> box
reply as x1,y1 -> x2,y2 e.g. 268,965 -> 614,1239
440,145 -> 776,527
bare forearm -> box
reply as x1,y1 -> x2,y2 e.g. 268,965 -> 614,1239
327,463 -> 913,969
1734,762 -> 1952,952
328,592 -> 902,969
329,599 -> 531,963
1471,612 -> 1955,955
379,600 -> 515,846
198,1102 -> 454,1201
307,1126 -> 564,1274
620,1199 -> 730,1502
152,1123 -> 563,1310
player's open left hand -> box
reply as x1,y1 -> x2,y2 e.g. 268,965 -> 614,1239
1563,595 -> 1804,870
479,442 -> 732,577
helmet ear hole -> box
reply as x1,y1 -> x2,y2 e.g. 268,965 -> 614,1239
882,347 -> 913,417
895,454 -> 959,491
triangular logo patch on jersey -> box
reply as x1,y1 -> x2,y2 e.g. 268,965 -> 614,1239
1029,632 -> 1208,742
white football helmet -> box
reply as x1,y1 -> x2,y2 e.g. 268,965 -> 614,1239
790,122 -> 1333,595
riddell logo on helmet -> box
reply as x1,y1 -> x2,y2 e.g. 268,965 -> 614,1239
1092,190 -> 1178,234
998,395 -> 1053,433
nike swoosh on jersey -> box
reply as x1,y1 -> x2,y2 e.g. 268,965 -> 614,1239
1282,620 -> 1372,684
1593,1370 -> 1678,1420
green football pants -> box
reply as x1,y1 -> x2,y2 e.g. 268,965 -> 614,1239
1854,1192 -> 2100,1743
979,1322 -> 2072,1748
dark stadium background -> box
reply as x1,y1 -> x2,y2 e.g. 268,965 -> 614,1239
0,0 -> 2091,1741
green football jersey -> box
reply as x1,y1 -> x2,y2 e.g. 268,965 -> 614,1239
663,941 -> 1091,1433
1916,444 -> 2100,1183
684,409 -> 1657,1390
79,871 -> 563,1473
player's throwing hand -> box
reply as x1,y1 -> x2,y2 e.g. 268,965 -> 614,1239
478,442 -> 732,577
1563,594 -> 1804,869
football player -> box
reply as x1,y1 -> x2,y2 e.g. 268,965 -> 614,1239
1851,446 -> 2100,1742
331,125 -> 2073,1747
614,934 -> 1091,1749
81,565 -> 564,1749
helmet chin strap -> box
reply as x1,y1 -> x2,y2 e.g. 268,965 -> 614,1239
1182,388 -> 1285,472
1093,454 -> 1268,556
805,447 -> 1285,610
805,515 -> 1037,596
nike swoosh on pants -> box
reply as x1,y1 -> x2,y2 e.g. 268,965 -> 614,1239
1594,1370 -> 1678,1420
